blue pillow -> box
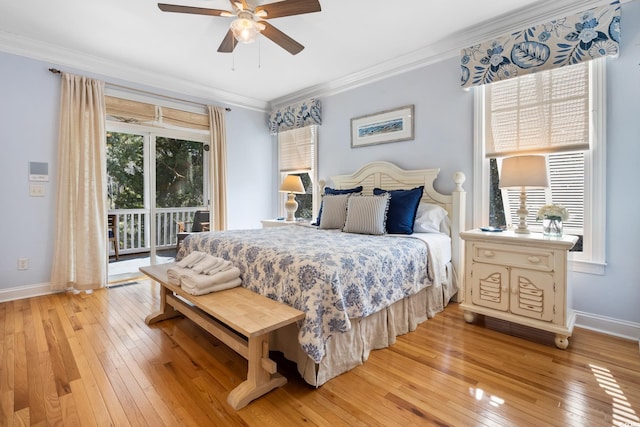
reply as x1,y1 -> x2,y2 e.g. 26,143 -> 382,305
313,186 -> 363,225
373,186 -> 424,234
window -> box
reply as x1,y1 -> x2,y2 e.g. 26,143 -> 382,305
278,125 -> 318,220
474,59 -> 606,274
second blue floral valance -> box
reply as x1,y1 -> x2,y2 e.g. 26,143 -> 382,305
460,1 -> 621,88
268,98 -> 322,134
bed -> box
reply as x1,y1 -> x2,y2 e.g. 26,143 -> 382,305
177,161 -> 466,386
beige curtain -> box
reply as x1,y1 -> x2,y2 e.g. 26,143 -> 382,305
50,73 -> 107,292
208,106 -> 228,230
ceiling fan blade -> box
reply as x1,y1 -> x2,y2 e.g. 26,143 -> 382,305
261,22 -> 304,55
256,0 -> 321,19
158,3 -> 230,17
217,29 -> 237,53
235,0 -> 249,11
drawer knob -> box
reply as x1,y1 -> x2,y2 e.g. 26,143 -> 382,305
483,250 -> 495,257
528,256 -> 541,264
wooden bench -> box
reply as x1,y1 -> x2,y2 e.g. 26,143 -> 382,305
140,263 -> 305,410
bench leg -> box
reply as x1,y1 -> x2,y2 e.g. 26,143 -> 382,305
227,333 -> 286,410
145,283 -> 181,325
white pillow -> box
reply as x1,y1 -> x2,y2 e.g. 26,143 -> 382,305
319,194 -> 350,229
414,203 -> 448,233
342,194 -> 390,235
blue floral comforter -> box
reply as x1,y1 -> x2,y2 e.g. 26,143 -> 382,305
178,226 -> 434,363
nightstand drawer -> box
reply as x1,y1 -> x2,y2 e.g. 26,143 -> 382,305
472,244 -> 554,271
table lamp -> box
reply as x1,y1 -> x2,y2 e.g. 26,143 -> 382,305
499,155 -> 549,234
279,175 -> 306,221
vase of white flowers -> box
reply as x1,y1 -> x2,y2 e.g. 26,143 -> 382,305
537,204 -> 569,237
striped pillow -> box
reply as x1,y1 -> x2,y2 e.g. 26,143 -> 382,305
343,194 -> 390,235
319,194 -> 351,229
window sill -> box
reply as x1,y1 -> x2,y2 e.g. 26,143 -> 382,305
568,259 -> 606,276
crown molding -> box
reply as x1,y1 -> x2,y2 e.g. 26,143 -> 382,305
0,30 -> 268,112
269,0 -> 617,109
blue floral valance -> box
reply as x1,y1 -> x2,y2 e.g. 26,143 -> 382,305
460,1 -> 621,88
268,98 -> 322,134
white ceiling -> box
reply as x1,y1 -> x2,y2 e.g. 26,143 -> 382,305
0,0 -> 609,110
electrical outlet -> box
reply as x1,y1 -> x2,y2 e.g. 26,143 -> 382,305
18,258 -> 29,270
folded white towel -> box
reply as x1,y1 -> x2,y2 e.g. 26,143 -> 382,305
208,266 -> 241,284
179,266 -> 240,289
180,276 -> 242,295
192,255 -> 224,274
166,265 -> 192,286
204,260 -> 233,275
176,251 -> 206,268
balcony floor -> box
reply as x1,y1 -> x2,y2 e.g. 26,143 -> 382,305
108,249 -> 175,285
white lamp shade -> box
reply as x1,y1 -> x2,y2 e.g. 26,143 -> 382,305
499,155 -> 549,188
279,175 -> 305,194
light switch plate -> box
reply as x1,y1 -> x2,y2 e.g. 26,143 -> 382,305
29,183 -> 45,197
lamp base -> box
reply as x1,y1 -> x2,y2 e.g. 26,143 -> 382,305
284,193 -> 298,222
514,188 -> 530,234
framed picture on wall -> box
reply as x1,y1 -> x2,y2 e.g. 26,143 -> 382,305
350,105 -> 414,148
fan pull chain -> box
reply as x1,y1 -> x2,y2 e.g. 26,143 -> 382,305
258,36 -> 261,69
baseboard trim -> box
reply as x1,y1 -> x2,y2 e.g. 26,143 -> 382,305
574,310 -> 640,345
0,282 -> 61,303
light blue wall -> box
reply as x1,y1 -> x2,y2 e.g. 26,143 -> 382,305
0,54 -> 59,290
319,59 -> 474,202
314,1 -> 640,326
0,51 -> 272,290
573,0 -> 640,324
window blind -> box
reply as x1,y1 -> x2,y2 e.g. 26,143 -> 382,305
105,96 -> 209,131
278,126 -> 316,173
105,96 -> 156,123
161,107 -> 210,131
547,151 -> 585,230
485,61 -> 589,158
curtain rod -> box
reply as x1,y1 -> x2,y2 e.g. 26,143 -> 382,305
48,68 -> 231,112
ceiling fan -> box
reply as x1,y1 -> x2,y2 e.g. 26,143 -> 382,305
158,0 -> 321,55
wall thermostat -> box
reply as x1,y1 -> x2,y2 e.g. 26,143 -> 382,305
29,161 -> 49,182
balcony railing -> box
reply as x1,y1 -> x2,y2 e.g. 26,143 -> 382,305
108,207 -> 205,256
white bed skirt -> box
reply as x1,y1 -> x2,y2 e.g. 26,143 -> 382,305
270,264 -> 456,387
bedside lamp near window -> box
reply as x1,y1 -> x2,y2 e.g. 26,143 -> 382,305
279,175 -> 306,222
499,155 -> 549,234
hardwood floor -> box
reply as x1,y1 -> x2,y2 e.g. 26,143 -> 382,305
1,279 -> 638,426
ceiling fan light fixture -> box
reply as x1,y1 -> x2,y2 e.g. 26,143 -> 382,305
230,17 -> 259,43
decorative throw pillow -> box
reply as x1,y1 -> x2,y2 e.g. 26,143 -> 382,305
313,186 -> 363,225
342,193 -> 390,235
373,186 -> 424,234
319,194 -> 351,229
413,202 -> 449,233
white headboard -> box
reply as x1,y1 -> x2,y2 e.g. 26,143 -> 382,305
325,161 -> 466,302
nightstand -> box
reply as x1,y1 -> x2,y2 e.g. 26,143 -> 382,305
261,219 -> 312,228
459,229 -> 578,349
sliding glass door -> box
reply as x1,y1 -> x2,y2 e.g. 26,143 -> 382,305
154,136 -> 207,253
106,124 -> 208,280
